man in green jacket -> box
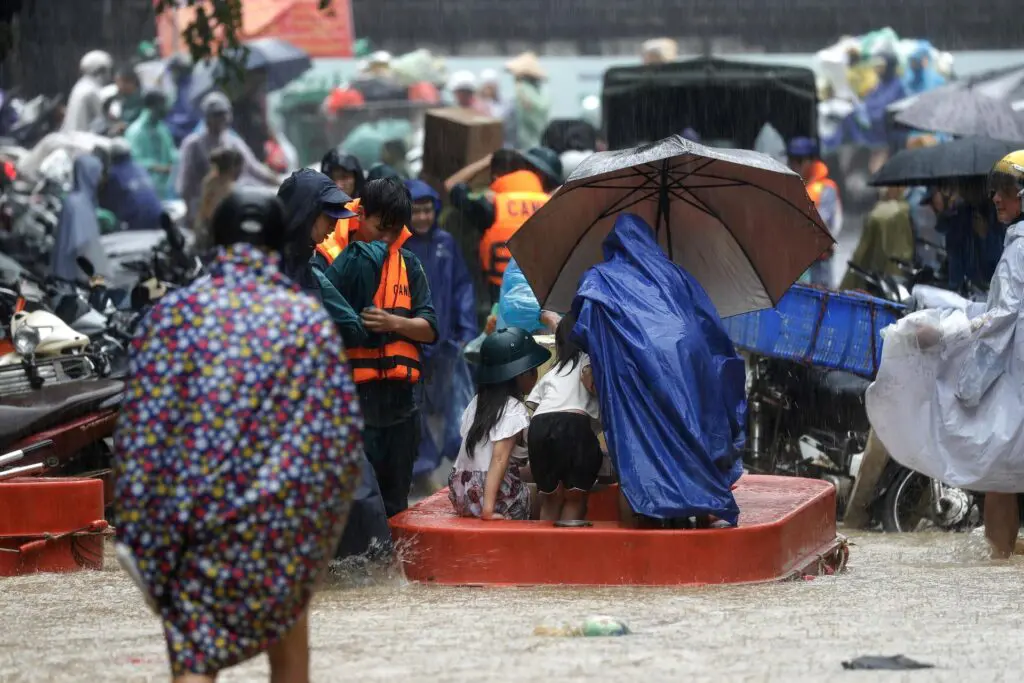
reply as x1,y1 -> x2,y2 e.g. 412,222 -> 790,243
316,178 -> 438,517
124,91 -> 178,199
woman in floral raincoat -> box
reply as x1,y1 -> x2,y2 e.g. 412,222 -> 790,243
113,188 -> 362,682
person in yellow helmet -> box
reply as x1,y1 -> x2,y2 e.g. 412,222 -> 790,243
965,151 -> 1024,558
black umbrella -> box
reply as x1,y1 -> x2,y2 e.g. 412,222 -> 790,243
190,38 -> 312,103
894,64 -> 1024,142
870,137 -> 1024,187
507,135 -> 833,317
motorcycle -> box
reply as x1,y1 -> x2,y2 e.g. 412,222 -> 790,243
0,378 -> 124,502
0,281 -> 101,396
742,264 -> 983,532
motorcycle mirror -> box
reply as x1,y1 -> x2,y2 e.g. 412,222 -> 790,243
76,256 -> 95,277
130,284 -> 151,311
160,212 -> 185,253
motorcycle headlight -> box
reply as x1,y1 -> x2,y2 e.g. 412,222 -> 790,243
13,325 -> 40,356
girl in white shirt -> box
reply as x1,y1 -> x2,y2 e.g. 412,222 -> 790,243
449,328 -> 551,520
526,313 -> 602,521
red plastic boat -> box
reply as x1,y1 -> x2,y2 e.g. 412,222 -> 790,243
391,475 -> 847,586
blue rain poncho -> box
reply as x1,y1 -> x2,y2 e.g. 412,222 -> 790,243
570,213 -> 746,523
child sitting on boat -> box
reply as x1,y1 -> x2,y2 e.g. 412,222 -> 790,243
449,328 -> 551,520
526,313 -> 602,521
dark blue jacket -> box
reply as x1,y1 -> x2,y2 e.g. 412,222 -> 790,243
404,179 -> 477,356
98,159 -> 164,233
935,200 -> 1005,291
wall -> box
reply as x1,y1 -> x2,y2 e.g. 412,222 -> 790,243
351,0 -> 1022,55
0,0 -> 157,96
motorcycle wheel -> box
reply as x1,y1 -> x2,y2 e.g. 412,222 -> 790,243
881,468 -> 979,533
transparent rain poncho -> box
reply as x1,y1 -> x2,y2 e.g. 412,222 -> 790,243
866,220 -> 1024,491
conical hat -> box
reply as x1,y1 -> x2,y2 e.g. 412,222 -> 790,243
505,52 -> 546,80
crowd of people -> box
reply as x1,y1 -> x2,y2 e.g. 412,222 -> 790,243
20,36 -> 1024,683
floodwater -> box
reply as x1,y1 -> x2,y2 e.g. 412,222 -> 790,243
1,530 -> 1023,682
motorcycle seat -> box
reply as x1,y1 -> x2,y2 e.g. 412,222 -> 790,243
817,369 -> 872,398
0,379 -> 124,450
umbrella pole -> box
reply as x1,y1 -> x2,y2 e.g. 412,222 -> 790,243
654,160 -> 672,257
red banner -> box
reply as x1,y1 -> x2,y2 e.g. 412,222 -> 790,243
156,0 -> 354,59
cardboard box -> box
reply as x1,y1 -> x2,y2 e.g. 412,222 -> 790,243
421,107 -> 504,192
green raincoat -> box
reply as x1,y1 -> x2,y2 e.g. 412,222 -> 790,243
124,109 -> 178,199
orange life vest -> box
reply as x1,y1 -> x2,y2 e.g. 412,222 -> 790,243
804,161 -> 839,206
479,170 -> 548,287
315,199 -> 361,265
347,227 -> 422,384
803,161 -> 840,261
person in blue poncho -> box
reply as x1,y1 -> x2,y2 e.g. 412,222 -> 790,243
98,139 -> 165,233
902,44 -> 946,97
405,179 -> 478,483
570,213 -> 747,527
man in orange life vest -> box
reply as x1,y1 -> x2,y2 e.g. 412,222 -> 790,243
315,178 -> 438,517
788,136 -> 843,286
446,149 -> 555,303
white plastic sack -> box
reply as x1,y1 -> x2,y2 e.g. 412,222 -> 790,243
866,307 -> 1024,492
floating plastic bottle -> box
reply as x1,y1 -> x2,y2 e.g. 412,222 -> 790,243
533,616 -> 631,637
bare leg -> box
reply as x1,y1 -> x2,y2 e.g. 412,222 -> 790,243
268,610 -> 310,683
538,486 -> 564,521
173,675 -> 216,683
984,493 -> 1019,559
560,489 -> 587,521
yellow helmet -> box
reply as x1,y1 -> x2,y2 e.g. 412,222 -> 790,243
988,150 -> 1024,197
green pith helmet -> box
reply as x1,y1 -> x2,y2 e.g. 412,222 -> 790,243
476,327 -> 551,385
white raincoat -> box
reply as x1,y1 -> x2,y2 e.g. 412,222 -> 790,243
866,219 -> 1024,491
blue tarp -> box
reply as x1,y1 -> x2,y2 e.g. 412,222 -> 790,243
570,214 -> 747,523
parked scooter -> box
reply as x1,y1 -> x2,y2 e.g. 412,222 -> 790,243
0,378 -> 124,500
742,264 -> 982,532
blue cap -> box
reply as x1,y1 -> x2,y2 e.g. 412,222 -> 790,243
320,185 -> 358,219
787,136 -> 819,159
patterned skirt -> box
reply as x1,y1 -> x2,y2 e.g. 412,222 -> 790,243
448,464 -> 530,520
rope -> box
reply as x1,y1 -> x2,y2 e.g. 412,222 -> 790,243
0,521 -> 112,565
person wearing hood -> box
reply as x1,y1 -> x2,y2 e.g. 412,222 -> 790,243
572,213 -> 745,527
313,147 -> 366,267
276,168 -> 394,560
124,90 -> 178,199
99,138 -> 165,233
321,146 -> 365,199
405,179 -> 477,484
316,178 -> 438,517
50,154 -> 113,283
788,136 -> 842,286
177,92 -> 280,229
854,53 -> 907,171
63,50 -> 113,133
277,168 -> 358,294
113,188 -> 362,681
902,44 -> 946,97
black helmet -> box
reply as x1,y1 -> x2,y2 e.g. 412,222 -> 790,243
211,188 -> 286,252
476,327 -> 551,385
320,146 -> 365,196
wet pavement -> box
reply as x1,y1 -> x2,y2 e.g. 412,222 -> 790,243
0,530 -> 1021,682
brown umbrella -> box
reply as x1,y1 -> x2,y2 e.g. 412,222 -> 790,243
507,134 -> 833,317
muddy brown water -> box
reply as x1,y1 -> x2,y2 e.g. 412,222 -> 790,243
1,530 -> 1022,682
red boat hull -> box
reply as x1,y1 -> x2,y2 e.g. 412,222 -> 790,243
390,475 -> 846,586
